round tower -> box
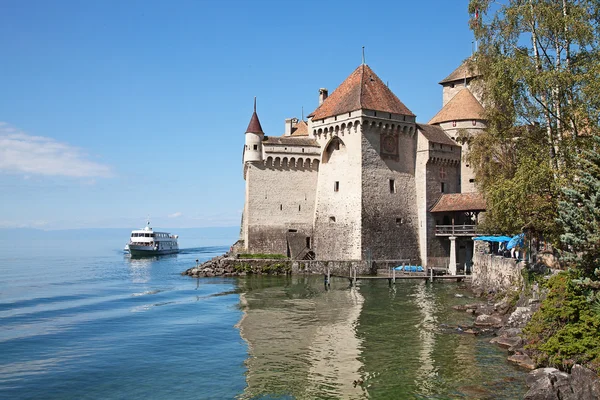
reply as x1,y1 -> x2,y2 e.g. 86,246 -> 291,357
243,97 -> 264,164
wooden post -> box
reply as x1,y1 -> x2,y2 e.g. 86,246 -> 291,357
352,266 -> 357,287
430,267 -> 434,283
392,266 -> 396,284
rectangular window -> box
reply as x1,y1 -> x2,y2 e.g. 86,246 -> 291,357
389,179 -> 396,193
441,182 -> 446,193
306,237 -> 311,248
334,181 -> 340,192
253,144 -> 258,150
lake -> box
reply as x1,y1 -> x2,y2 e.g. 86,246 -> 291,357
0,231 -> 527,399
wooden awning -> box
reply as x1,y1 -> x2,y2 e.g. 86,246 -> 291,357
430,192 -> 486,213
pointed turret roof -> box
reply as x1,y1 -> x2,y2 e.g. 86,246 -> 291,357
309,64 -> 414,120
439,59 -> 480,85
290,120 -> 308,136
246,98 -> 264,134
429,88 -> 485,125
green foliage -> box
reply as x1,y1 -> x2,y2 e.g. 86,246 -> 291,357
237,253 -> 287,259
466,0 -> 600,243
558,135 -> 600,277
524,272 -> 600,372
233,261 -> 291,275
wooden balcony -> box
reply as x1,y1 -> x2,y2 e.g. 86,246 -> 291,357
435,224 -> 477,237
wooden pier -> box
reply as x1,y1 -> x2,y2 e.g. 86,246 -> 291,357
323,265 -> 470,287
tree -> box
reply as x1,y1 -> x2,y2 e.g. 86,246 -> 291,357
467,0 -> 600,242
558,135 -> 600,278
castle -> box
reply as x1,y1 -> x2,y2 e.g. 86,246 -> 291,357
239,60 -> 486,272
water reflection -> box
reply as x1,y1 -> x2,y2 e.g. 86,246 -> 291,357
412,282 -> 437,394
236,276 -> 366,399
234,277 -> 528,399
125,253 -> 178,283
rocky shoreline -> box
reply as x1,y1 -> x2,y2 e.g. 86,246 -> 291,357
463,285 -> 600,399
182,254 -> 292,278
184,254 -> 600,399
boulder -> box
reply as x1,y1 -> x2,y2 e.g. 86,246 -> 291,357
474,314 -> 503,328
508,354 -> 536,370
524,368 -> 576,400
570,365 -> 600,400
490,336 -> 522,349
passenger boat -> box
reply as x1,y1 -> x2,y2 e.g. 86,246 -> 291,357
126,221 -> 179,257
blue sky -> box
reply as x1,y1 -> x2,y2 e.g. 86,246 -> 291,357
0,0 -> 476,230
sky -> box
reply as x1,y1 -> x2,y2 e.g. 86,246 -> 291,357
0,0 -> 477,230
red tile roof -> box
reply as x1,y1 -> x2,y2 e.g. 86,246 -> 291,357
246,112 -> 263,134
246,98 -> 264,134
430,192 -> 487,212
428,88 -> 485,125
290,120 -> 308,136
309,64 -> 414,120
439,59 -> 480,85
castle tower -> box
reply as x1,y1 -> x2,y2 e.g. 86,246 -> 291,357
429,88 -> 486,193
243,98 -> 264,165
308,64 -> 420,261
439,59 -> 481,106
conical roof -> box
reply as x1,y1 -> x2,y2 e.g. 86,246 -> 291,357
309,64 -> 414,120
246,98 -> 264,134
439,59 -> 480,85
428,88 -> 485,125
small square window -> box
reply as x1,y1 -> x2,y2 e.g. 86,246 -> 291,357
253,144 -> 258,150
329,216 -> 336,222
396,218 -> 403,226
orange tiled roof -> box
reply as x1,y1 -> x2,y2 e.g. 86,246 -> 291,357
309,64 -> 414,120
430,192 -> 486,213
439,60 -> 480,85
428,88 -> 485,125
290,120 -> 308,136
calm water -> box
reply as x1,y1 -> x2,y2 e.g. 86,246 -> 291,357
0,235 -> 528,399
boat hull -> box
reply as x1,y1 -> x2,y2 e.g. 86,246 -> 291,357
128,246 -> 179,257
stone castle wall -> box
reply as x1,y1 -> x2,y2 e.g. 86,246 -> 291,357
244,161 -> 318,255
360,122 -> 420,262
437,121 -> 485,194
472,247 -> 524,294
312,122 -> 363,260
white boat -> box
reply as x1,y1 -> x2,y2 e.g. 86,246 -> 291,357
126,221 -> 179,257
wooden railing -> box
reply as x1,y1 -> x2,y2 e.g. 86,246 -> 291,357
435,224 -> 477,236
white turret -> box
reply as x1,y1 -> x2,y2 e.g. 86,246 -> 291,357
243,97 -> 264,164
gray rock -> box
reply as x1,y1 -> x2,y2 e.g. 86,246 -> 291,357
508,354 -> 536,370
490,336 -> 522,349
524,368 -> 576,400
570,364 -> 600,400
474,314 -> 503,328
506,306 -> 534,328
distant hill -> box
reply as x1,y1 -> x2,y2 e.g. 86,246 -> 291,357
0,226 -> 239,243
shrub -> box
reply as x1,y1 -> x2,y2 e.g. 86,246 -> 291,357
523,272 -> 600,373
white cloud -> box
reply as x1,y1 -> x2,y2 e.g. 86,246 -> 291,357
0,122 -> 112,178
168,212 -> 183,218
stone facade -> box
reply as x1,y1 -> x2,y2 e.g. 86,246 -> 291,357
240,61 -> 486,267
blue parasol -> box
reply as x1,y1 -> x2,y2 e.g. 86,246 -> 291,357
506,233 -> 525,250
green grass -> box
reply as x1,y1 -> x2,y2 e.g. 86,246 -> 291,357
237,253 -> 287,259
